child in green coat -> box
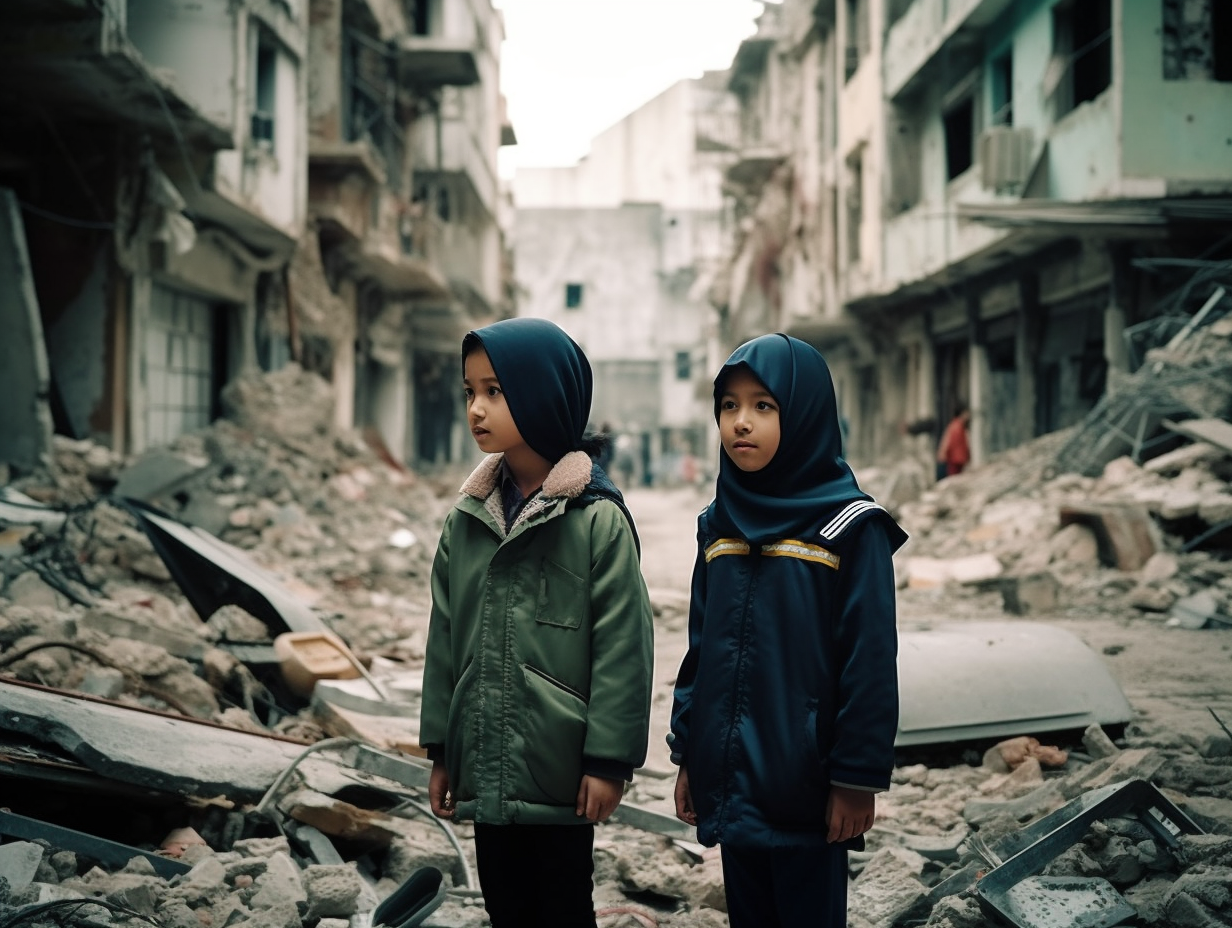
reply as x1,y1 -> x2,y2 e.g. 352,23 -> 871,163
420,317 -> 654,927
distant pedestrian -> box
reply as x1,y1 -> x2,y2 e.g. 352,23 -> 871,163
669,333 -> 906,928
421,318 -> 654,928
937,404 -> 971,478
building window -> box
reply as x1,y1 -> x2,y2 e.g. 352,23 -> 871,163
844,0 -> 869,82
407,0 -> 431,36
147,285 -> 220,447
565,283 -> 584,309
943,96 -> 975,180
1162,0 -> 1232,81
990,51 -> 1013,126
250,25 -> 278,151
675,351 -> 691,380
1047,0 -> 1112,119
845,149 -> 863,264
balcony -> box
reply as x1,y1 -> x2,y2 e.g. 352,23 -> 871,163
348,191 -> 448,298
724,143 -> 788,190
397,36 -> 479,89
884,0 -> 1015,100
0,1 -> 232,150
412,118 -> 499,218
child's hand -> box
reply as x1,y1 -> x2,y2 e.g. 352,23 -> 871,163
576,775 -> 623,823
826,784 -> 874,843
673,765 -> 697,826
429,760 -> 454,818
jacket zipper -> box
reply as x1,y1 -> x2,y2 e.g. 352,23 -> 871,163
715,552 -> 758,834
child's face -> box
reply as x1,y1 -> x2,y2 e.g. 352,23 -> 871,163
718,368 -> 780,473
464,348 -> 528,455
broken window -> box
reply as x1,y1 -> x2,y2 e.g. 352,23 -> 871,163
844,0 -> 869,82
888,103 -> 922,214
675,351 -> 691,381
344,28 -> 403,188
1162,0 -> 1232,81
990,50 -> 1014,126
565,283 -> 584,309
1046,0 -> 1112,120
944,96 -> 975,181
146,285 -> 222,448
406,0 -> 431,36
845,149 -> 863,264
250,24 -> 278,151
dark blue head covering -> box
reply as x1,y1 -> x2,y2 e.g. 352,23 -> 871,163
463,317 -> 592,464
708,333 -> 869,544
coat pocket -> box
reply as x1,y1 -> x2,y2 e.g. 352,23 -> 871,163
444,660 -> 478,799
534,558 -> 589,629
520,663 -> 588,804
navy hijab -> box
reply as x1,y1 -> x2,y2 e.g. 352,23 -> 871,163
709,333 -> 869,545
463,318 -> 592,463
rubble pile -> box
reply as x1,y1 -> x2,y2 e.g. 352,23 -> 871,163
844,722 -> 1232,928
3,358 -> 1232,927
4,364 -> 456,658
892,424 -> 1232,626
892,311 -> 1232,626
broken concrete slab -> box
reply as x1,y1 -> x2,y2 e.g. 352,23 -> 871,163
1164,418 -> 1232,457
1144,441 -> 1228,475
896,622 -> 1133,748
112,450 -> 210,502
0,811 -> 190,880
0,678 -> 313,802
124,499 -> 325,637
1058,504 -> 1159,571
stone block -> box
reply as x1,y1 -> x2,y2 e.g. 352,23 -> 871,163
1058,504 -> 1159,571
1082,724 -> 1121,759
0,842 -> 43,894
1001,571 -> 1059,615
302,865 -> 365,920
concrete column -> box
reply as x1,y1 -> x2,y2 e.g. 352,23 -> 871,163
128,274 -> 152,455
0,189 -> 54,472
1016,274 -> 1041,444
332,278 -> 357,432
968,342 -> 991,467
1104,303 -> 1130,385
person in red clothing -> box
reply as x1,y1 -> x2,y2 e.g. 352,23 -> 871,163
937,405 -> 971,478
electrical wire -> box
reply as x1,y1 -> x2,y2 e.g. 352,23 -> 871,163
17,201 -> 116,231
0,897 -> 163,928
388,796 -> 476,890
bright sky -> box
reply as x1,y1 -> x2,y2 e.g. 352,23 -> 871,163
494,0 -> 765,177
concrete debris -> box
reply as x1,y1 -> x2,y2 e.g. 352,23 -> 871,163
891,410 -> 1232,624
2,364 -> 1230,927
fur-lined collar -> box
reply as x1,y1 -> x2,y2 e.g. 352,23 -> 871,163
460,451 -> 594,501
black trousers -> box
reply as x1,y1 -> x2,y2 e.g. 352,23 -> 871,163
473,823 -> 597,928
721,841 -> 850,928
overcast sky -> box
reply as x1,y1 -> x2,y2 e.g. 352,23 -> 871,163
493,0 -> 765,177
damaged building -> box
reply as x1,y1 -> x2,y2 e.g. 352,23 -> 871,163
705,0 -> 1232,475
0,0 -> 515,481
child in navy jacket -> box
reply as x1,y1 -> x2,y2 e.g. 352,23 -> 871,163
669,333 -> 906,927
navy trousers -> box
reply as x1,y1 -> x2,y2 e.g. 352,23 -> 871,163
721,841 -> 850,928
473,823 -> 597,928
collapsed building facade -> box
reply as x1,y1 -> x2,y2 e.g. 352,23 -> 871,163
711,0 -> 1232,472
0,0 -> 514,482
